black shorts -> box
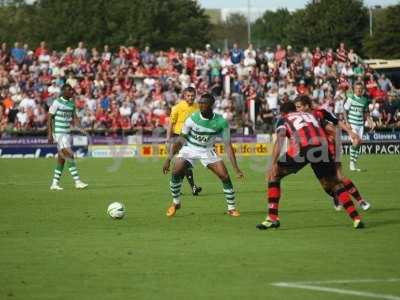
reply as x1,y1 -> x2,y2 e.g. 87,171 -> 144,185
277,147 -> 336,180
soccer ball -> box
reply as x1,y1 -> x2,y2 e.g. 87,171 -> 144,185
107,202 -> 125,219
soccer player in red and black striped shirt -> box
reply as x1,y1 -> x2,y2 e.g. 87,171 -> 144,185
256,101 -> 364,230
295,96 -> 371,211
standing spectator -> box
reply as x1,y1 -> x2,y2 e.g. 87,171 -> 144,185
38,49 -> 50,70
230,43 -> 243,65
348,48 -> 359,64
378,74 -> 393,92
11,42 -> 26,65
74,41 -> 87,60
101,45 -> 112,64
275,44 -> 286,64
325,48 -> 335,67
34,41 -> 47,58
301,47 -> 313,70
209,53 -> 221,81
141,46 -> 154,66
264,47 -> 274,62
157,50 -> 168,71
336,42 -> 347,71
244,52 -> 256,75
312,46 -> 322,67
244,43 -> 256,60
286,45 -> 296,65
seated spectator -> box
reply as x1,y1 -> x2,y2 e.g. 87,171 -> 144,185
383,92 -> 400,128
81,109 -> 95,130
369,99 -> 383,129
119,101 -> 132,118
15,107 -> 29,130
266,86 -> 279,114
33,105 -> 47,129
94,107 -> 110,130
257,101 -> 274,133
0,105 -> 8,136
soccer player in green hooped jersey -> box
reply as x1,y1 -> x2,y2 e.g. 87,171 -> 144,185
162,93 -> 244,217
344,82 -> 369,171
47,84 -> 88,190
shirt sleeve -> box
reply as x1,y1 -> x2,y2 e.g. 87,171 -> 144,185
181,116 -> 193,136
48,100 -> 58,115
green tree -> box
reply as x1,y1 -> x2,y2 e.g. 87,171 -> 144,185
284,9 -> 309,51
288,0 -> 368,51
1,0 -> 211,51
252,8 -> 291,48
363,4 -> 400,59
210,13 -> 248,50
0,0 -> 38,47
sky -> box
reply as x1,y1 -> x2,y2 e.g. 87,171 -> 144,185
198,0 -> 399,10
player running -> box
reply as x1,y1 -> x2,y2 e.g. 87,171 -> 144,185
162,93 -> 244,217
294,96 -> 371,211
344,82 -> 370,171
47,84 -> 88,190
257,101 -> 364,230
166,87 -> 202,196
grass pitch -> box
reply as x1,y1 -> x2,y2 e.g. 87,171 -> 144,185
0,155 -> 399,300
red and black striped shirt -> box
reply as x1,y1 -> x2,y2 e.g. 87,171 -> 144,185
276,112 -> 328,157
312,109 -> 339,156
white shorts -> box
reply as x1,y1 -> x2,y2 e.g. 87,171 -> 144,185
53,133 -> 72,151
350,124 -> 364,142
176,145 -> 221,167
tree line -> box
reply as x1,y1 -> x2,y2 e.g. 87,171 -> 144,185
0,0 -> 399,58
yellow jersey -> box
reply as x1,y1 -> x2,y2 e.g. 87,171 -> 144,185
170,100 -> 199,134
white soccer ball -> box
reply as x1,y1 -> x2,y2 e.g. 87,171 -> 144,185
107,202 -> 125,219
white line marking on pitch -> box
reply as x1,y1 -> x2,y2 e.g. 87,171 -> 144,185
271,278 -> 400,300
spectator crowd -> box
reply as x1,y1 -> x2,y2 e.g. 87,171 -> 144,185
0,40 -> 399,138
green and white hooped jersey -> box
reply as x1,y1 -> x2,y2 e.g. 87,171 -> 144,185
49,97 -> 76,134
345,94 -> 369,127
182,112 -> 230,149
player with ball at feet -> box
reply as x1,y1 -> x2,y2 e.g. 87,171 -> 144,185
47,84 -> 88,190
162,93 -> 244,217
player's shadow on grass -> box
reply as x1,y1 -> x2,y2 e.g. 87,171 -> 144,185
367,219 -> 400,227
366,207 -> 400,215
198,191 -> 265,197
